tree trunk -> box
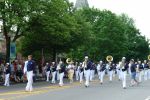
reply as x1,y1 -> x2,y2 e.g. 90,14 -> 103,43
5,36 -> 10,63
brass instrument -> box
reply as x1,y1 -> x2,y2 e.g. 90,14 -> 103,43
106,55 -> 113,62
66,58 -> 72,64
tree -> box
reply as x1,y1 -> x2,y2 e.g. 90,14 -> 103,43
0,0 -> 45,61
20,0 -> 92,61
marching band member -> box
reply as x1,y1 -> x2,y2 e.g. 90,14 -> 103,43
99,61 -> 106,84
75,62 -> 79,81
97,61 -> 102,82
116,62 -> 121,81
120,57 -> 128,89
51,62 -> 57,84
67,61 -> 75,83
108,62 -> 113,82
4,63 -> 10,87
45,63 -> 50,82
137,61 -> 144,83
79,62 -> 84,83
143,60 -> 149,81
130,59 -> 138,86
24,55 -> 35,92
148,61 -> 150,80
90,62 -> 95,81
82,56 -> 92,87
57,61 -> 65,87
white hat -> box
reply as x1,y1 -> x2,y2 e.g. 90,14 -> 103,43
122,57 -> 126,59
100,61 -> 103,63
85,56 -> 88,59
46,63 -> 49,65
6,63 -> 9,65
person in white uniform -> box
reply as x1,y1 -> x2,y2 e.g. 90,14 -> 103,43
143,60 -> 149,81
24,55 -> 35,92
120,57 -> 128,89
51,62 -> 57,84
4,63 -> 10,87
79,62 -> 84,83
57,61 -> 65,87
137,61 -> 144,83
108,62 -> 113,82
45,63 -> 50,82
82,56 -> 92,88
97,61 -> 106,84
75,62 -> 79,81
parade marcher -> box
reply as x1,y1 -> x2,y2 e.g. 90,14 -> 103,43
143,60 -> 149,81
75,62 -> 79,81
90,62 -> 95,81
148,61 -> 150,80
108,62 -> 113,82
97,61 -> 106,84
120,57 -> 128,89
137,61 -> 144,82
57,61 -> 65,87
51,62 -> 57,84
4,63 -> 10,86
45,63 -> 50,82
130,59 -> 138,86
79,62 -> 84,83
82,56 -> 92,87
67,61 -> 75,83
116,62 -> 121,81
24,55 -> 35,92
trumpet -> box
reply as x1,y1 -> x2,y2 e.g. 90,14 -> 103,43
106,55 -> 113,62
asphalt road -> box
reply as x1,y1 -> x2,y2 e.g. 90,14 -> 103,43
0,75 -> 150,100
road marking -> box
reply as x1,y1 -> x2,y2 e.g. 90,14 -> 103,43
0,80 -> 100,100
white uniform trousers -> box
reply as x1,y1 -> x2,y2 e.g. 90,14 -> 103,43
121,71 -> 127,88
59,72 -> 64,86
109,71 -> 113,81
46,71 -> 50,82
51,71 -> 56,83
26,71 -> 33,91
90,70 -> 95,81
144,70 -> 148,81
4,74 -> 10,86
138,71 -> 144,82
79,71 -> 83,83
85,69 -> 90,86
75,70 -> 79,81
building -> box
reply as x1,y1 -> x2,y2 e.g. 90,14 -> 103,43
75,0 -> 89,9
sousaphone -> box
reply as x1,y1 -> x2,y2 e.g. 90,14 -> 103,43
106,55 -> 113,62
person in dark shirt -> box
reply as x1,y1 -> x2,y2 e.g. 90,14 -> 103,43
130,59 -> 138,86
51,62 -> 57,84
45,63 -> 50,82
24,55 -> 35,92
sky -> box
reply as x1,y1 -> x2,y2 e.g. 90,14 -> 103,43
69,0 -> 150,39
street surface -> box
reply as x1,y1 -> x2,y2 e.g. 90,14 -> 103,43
0,75 -> 150,100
